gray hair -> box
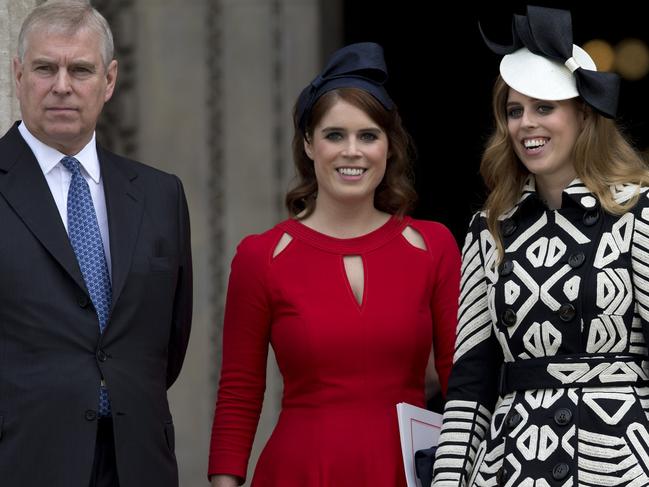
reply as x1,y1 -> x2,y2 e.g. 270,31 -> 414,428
18,0 -> 114,69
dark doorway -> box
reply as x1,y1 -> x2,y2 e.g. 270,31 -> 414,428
343,1 -> 649,243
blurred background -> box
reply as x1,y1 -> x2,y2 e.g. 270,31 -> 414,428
346,0 -> 649,242
0,1 -> 646,485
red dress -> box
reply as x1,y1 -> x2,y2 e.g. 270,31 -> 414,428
208,216 -> 460,485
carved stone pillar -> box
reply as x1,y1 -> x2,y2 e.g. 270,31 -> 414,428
212,0 -> 321,484
93,0 -> 138,157
129,2 -> 213,484
0,0 -> 39,134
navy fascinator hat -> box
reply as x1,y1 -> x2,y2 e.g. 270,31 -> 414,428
480,5 -> 620,118
295,42 -> 394,133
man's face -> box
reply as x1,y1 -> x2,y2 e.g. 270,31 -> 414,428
13,27 -> 117,155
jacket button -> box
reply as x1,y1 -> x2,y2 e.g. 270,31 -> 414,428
502,219 -> 517,237
77,295 -> 89,308
85,409 -> 97,421
558,303 -> 576,322
554,408 -> 573,426
568,252 -> 585,268
502,309 -> 517,327
499,260 -> 514,276
96,349 -> 108,362
552,462 -> 570,480
496,467 -> 508,486
506,411 -> 522,429
582,210 -> 600,226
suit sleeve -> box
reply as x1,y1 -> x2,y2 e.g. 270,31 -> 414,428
427,223 -> 461,397
432,214 -> 503,487
208,235 -> 272,483
166,176 -> 193,388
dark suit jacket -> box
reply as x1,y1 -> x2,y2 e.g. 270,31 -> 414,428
0,122 -> 193,487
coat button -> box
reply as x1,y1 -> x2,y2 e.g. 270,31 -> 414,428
502,219 -> 517,237
506,411 -> 522,429
496,467 -> 508,486
85,409 -> 97,421
96,349 -> 108,362
582,210 -> 600,226
554,408 -> 573,426
568,252 -> 585,268
552,462 -> 570,480
77,295 -> 89,308
499,260 -> 514,276
502,309 -> 517,327
558,303 -> 576,322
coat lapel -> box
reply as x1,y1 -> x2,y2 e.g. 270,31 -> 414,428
0,124 -> 88,293
99,146 -> 143,310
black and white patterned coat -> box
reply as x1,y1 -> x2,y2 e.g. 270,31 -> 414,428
433,177 -> 649,487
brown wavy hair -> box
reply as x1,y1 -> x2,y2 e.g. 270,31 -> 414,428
482,76 -> 649,261
286,88 -> 417,218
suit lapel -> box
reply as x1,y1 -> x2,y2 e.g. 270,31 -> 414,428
100,146 -> 143,310
0,124 -> 88,293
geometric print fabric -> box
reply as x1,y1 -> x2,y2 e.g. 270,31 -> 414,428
433,178 -> 649,486
61,156 -> 112,416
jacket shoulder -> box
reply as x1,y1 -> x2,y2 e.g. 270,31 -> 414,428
98,146 -> 181,185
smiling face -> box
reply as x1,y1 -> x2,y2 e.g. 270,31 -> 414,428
506,88 -> 585,188
13,27 -> 117,155
304,99 -> 389,209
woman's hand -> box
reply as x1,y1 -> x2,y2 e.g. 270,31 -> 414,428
210,474 -> 239,487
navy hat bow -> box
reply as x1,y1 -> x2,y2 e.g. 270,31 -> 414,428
295,42 -> 394,132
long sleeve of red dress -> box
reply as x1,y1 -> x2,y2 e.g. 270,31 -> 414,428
425,220 -> 462,394
208,217 -> 460,485
208,232 -> 274,481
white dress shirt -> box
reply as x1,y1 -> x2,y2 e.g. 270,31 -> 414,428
18,122 -> 112,277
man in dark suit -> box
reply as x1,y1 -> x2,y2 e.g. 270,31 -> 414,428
0,2 -> 193,486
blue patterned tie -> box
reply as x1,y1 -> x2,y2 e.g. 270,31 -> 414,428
61,156 -> 112,417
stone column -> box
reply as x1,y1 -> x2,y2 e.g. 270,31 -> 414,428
0,0 -> 38,133
208,1 -> 322,484
132,0 -> 322,485
131,2 -> 213,486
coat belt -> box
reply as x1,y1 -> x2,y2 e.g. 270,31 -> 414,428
498,354 -> 649,396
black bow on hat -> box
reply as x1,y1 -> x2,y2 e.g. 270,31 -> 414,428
295,42 -> 394,132
480,5 -> 620,118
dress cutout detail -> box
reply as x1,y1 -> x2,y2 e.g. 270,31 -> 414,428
272,232 -> 293,258
402,226 -> 427,250
343,255 -> 364,306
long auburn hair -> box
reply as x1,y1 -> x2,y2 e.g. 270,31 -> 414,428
482,76 -> 649,261
285,88 -> 417,218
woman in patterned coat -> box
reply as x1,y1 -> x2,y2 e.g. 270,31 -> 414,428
432,6 -> 649,487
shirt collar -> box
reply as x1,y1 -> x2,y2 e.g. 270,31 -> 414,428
18,122 -> 101,183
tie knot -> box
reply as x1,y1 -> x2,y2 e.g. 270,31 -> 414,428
60,156 -> 82,175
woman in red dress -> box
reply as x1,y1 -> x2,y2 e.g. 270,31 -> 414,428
208,42 -> 461,486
